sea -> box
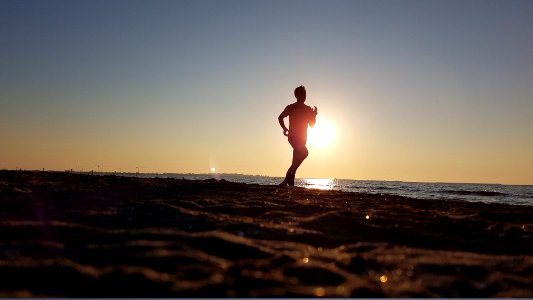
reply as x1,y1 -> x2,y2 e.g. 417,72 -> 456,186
116,172 -> 533,206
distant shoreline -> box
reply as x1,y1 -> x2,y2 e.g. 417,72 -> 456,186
1,169 -> 531,186
2,170 -> 531,207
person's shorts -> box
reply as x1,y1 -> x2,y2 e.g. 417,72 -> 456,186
288,135 -> 307,151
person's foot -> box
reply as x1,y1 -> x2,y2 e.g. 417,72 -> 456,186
288,176 -> 295,186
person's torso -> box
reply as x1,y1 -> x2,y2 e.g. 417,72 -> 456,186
288,102 -> 312,139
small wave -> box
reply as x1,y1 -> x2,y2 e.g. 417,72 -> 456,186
373,186 -> 395,190
345,185 -> 393,190
442,190 -> 507,197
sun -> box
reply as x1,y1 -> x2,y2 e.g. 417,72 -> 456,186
307,119 -> 336,148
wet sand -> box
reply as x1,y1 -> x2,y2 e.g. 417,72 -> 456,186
0,170 -> 532,297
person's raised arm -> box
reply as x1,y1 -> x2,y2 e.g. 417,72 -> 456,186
309,106 -> 318,128
278,106 -> 290,136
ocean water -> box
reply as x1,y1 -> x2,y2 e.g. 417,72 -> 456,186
124,173 -> 533,206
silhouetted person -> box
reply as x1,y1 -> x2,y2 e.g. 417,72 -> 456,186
278,85 -> 318,186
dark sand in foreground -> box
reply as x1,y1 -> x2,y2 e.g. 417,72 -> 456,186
0,171 -> 532,297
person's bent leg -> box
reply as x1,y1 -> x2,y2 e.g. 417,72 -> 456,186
287,145 -> 308,186
279,160 -> 296,187
281,137 -> 308,187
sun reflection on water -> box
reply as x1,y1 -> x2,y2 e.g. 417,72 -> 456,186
302,178 -> 335,190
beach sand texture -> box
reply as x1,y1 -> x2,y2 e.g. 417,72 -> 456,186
0,171 -> 532,297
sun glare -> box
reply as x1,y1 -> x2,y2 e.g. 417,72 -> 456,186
303,178 -> 335,190
307,119 -> 336,148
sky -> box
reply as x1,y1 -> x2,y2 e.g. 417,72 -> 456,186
1,0 -> 532,184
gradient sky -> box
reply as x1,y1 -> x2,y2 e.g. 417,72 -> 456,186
1,0 -> 532,184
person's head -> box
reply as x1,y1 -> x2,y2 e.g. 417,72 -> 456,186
294,85 -> 306,102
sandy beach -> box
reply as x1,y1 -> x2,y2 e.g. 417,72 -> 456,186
0,170 -> 532,297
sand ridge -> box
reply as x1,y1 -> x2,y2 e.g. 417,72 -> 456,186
0,171 -> 532,297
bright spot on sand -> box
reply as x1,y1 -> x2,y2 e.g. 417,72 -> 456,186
307,118 -> 335,148
210,167 -> 216,172
380,275 -> 388,283
302,257 -> 309,264
365,215 -> 370,220
314,287 -> 326,297
336,285 -> 345,294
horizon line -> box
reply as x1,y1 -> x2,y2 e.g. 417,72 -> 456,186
2,168 -> 532,187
